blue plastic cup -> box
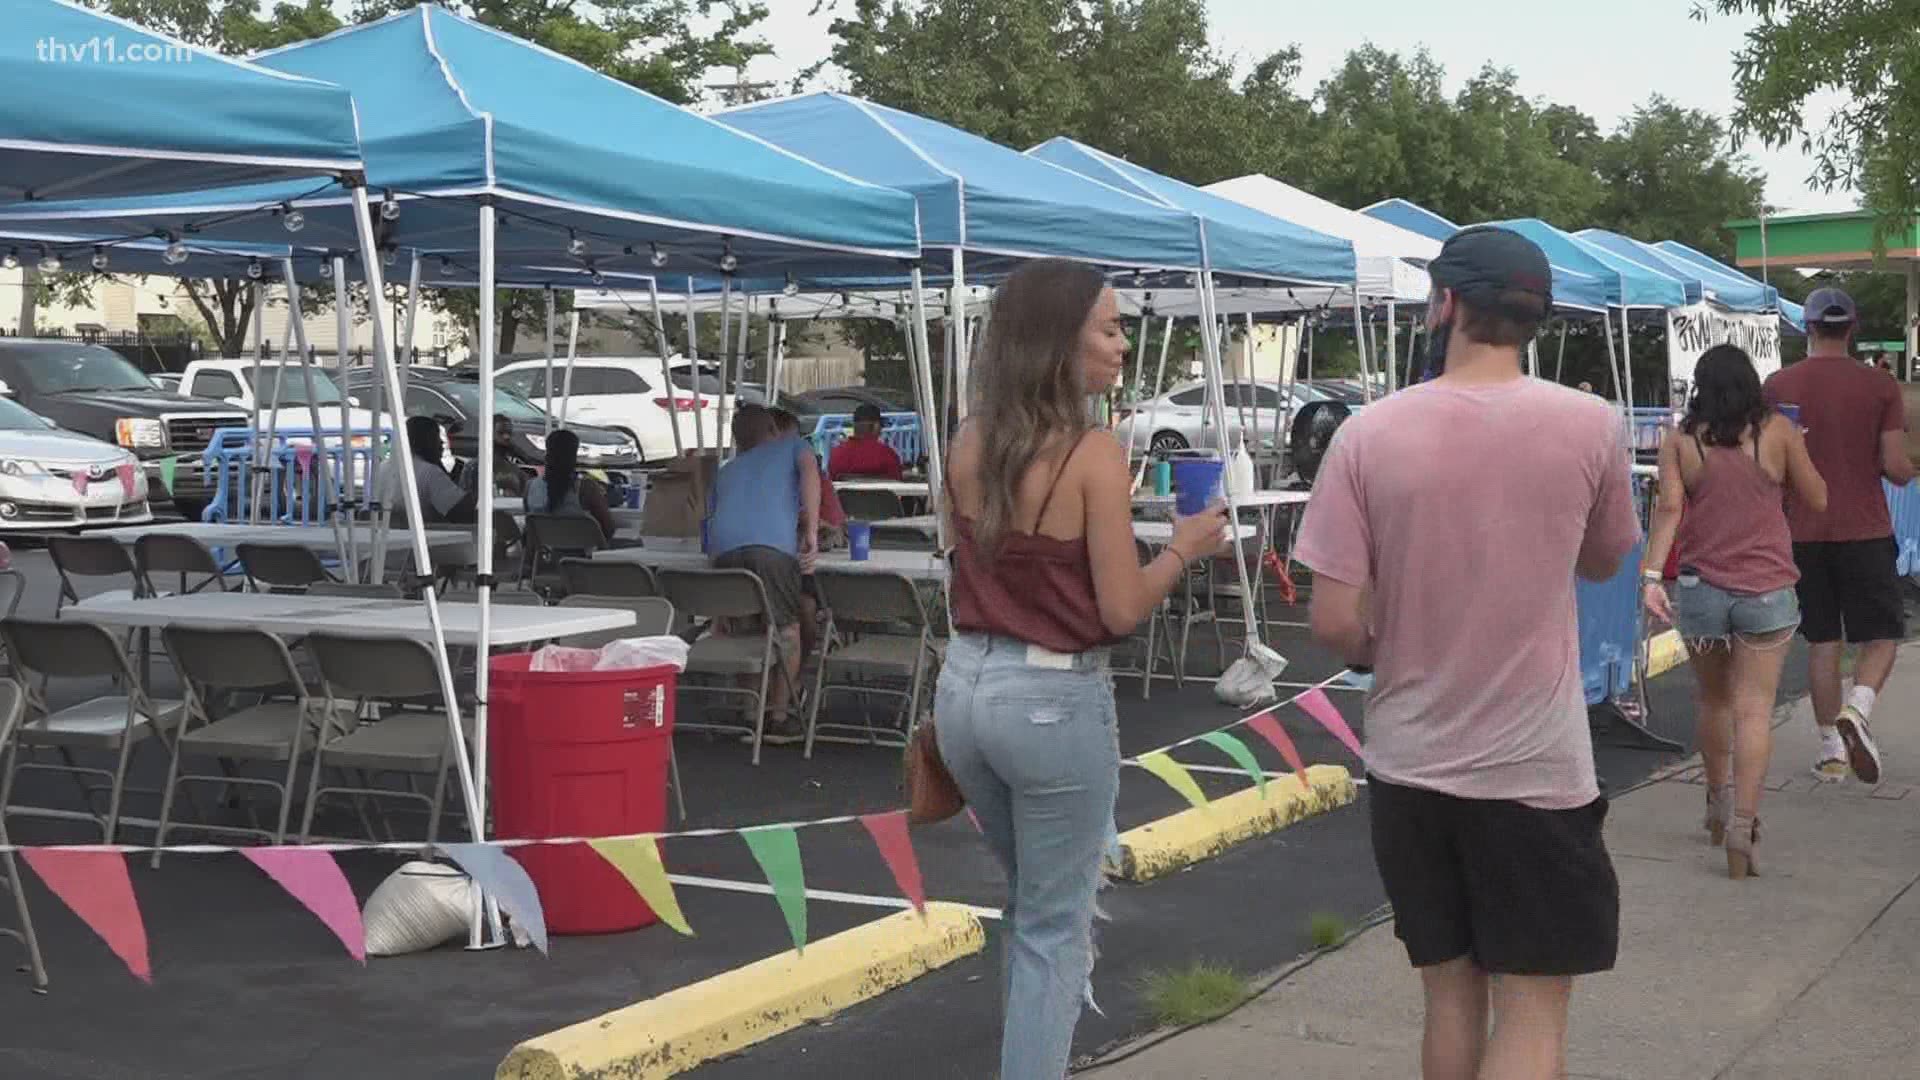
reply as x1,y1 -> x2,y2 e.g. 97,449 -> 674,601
847,521 -> 872,561
1171,458 -> 1224,516
1152,460 -> 1172,496
625,483 -> 643,509
1777,402 -> 1801,427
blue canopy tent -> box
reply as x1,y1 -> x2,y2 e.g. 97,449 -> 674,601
1652,241 -> 1804,332
3,0 -> 363,204
1361,199 -> 1614,315
1361,198 -> 1459,242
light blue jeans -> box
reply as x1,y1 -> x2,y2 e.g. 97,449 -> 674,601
936,632 -> 1120,1080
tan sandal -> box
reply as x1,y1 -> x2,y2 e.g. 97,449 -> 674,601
1726,811 -> 1761,880
1705,784 -> 1734,846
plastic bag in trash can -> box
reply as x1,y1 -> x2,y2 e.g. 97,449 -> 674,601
528,645 -> 601,672
595,636 -> 688,672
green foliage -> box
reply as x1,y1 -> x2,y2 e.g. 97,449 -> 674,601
1706,1 -> 1920,235
1135,961 -> 1251,1027
1306,911 -> 1350,949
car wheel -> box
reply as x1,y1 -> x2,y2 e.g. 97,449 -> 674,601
1150,430 -> 1189,455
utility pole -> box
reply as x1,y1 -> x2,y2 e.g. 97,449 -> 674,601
706,65 -> 775,108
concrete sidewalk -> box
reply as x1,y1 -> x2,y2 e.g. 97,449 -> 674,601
1091,647 -> 1920,1079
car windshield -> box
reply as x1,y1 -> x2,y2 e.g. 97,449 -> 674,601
437,381 -> 550,422
0,397 -> 54,431
670,364 -> 726,395
5,345 -> 153,393
253,366 -> 347,406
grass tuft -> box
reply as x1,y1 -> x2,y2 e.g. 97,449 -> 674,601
1136,961 -> 1252,1027
1307,911 -> 1350,949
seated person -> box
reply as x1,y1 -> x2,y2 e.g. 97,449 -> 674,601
772,407 -> 842,660
827,403 -> 904,482
390,415 -> 476,524
526,428 -> 618,542
492,413 -> 530,496
707,404 -> 820,743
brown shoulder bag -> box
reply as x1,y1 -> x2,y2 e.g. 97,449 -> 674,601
906,719 -> 964,824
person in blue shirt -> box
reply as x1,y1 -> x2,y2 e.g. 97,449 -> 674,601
706,404 -> 821,743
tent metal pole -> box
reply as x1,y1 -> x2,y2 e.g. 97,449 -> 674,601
1119,304 -> 1153,464
684,285 -> 707,456
1196,273 -> 1259,642
350,186 -> 490,947
950,248 -> 969,423
277,261 -> 349,575
367,253 -> 416,584
715,278 -> 735,457
542,289 -> 556,437
648,279 -> 682,458
472,206 -> 504,948
1385,300 -> 1398,393
907,267 -> 946,550
1131,316 -> 1174,492
559,306 -> 580,424
1555,321 -> 1570,384
1351,288 -> 1374,403
246,282 -> 266,524
335,256 -> 359,574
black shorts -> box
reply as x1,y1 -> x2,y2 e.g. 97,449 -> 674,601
712,545 -> 804,627
1369,775 -> 1619,976
1793,537 -> 1905,644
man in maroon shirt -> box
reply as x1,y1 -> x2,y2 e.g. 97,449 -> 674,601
827,403 -> 904,481
1764,287 -> 1917,783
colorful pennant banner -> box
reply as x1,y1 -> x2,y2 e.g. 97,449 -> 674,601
116,460 -> 137,499
859,812 -> 926,915
21,848 -> 150,983
1297,687 -> 1364,760
1136,750 -> 1208,810
441,843 -> 548,955
243,848 -> 365,963
158,456 -> 178,495
1197,731 -> 1267,796
587,837 -> 692,937
743,826 -> 808,953
1244,712 -> 1313,793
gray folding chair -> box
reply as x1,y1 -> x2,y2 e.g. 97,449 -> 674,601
806,570 -> 943,757
839,489 -> 904,521
559,557 -> 659,598
492,509 -> 527,587
557,594 -> 685,819
237,541 -> 337,593
153,626 -> 343,861
300,633 -> 468,843
0,619 -> 184,843
0,570 -> 22,679
307,581 -> 405,599
524,514 -> 607,598
658,568 -> 783,765
133,534 -> 228,597
1115,538 -> 1184,700
47,535 -> 142,610
0,678 -> 48,992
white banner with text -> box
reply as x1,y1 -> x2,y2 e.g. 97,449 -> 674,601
1666,303 -> 1782,389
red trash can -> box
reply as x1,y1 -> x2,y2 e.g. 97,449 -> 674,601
488,652 -> 676,934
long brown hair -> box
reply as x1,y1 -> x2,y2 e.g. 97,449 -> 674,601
968,258 -> 1107,554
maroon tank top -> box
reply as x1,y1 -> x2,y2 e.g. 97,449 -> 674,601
949,434 -> 1114,654
1676,430 -> 1799,595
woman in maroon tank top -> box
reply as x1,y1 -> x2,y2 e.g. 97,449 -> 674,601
937,259 -> 1227,1079
1644,344 -> 1826,878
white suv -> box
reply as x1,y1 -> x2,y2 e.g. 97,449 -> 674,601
496,356 -> 728,462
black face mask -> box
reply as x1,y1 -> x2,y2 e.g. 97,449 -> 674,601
1417,320 -> 1452,383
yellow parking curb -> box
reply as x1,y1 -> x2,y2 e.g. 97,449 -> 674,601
1645,629 -> 1687,679
1113,763 -> 1357,882
497,903 -> 985,1080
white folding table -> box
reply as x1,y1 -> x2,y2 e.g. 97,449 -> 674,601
593,536 -> 949,582
835,479 -> 931,498
94,522 -> 478,565
65,592 -> 636,647
494,497 -> 647,534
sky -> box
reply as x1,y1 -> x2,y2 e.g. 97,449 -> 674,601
734,0 -> 1856,216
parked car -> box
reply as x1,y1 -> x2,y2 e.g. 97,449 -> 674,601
792,385 -> 918,417
0,340 -> 246,520
496,356 -> 734,461
1114,379 -> 1333,455
0,395 -> 153,531
176,358 -> 378,435
149,372 -> 184,394
341,368 -> 641,479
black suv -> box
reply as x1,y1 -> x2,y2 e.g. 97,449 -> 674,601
0,340 -> 247,519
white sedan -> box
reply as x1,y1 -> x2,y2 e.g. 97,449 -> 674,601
1115,379 -> 1343,456
497,355 -> 727,463
0,397 -> 152,530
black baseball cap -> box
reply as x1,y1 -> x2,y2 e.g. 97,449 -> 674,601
1428,225 -> 1554,316
1804,286 -> 1857,326
852,403 -> 884,423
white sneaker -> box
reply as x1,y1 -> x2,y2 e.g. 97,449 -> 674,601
1836,706 -> 1884,785
1812,732 -> 1849,783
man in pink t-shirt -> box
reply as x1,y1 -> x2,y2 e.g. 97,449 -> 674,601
1297,226 -> 1641,1079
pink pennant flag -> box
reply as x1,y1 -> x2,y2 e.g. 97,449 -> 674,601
860,811 -> 927,915
1297,687 -> 1364,760
964,807 -> 983,833
116,461 -> 137,498
70,471 -> 89,496
1245,711 -> 1313,793
20,849 -> 150,983
243,848 -> 366,964
294,444 -> 315,477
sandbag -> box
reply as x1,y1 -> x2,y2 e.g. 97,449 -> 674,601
362,861 -> 470,957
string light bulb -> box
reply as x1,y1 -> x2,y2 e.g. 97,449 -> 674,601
281,204 -> 305,233
163,238 -> 189,266
0,249 -> 16,271
567,230 -> 588,258
382,247 -> 398,267
649,244 -> 668,269
589,267 -> 606,286
318,260 -> 333,280
782,276 -> 800,297
36,248 -> 60,274
719,252 -> 738,273
90,247 -> 109,272
380,193 -> 401,221
246,258 -> 264,281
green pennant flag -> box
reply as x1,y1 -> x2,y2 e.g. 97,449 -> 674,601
158,456 -> 177,496
1136,751 -> 1209,810
1198,731 -> 1267,797
742,826 -> 807,953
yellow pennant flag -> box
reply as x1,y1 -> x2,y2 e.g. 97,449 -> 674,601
587,837 -> 693,937
1135,751 -> 1209,811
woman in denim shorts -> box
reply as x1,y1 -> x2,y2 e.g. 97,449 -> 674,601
1644,344 -> 1827,877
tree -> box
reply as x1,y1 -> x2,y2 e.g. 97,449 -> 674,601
1704,1 -> 1920,232
1590,97 -> 1764,259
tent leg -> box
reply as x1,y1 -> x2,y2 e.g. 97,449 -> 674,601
907,269 -> 946,549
